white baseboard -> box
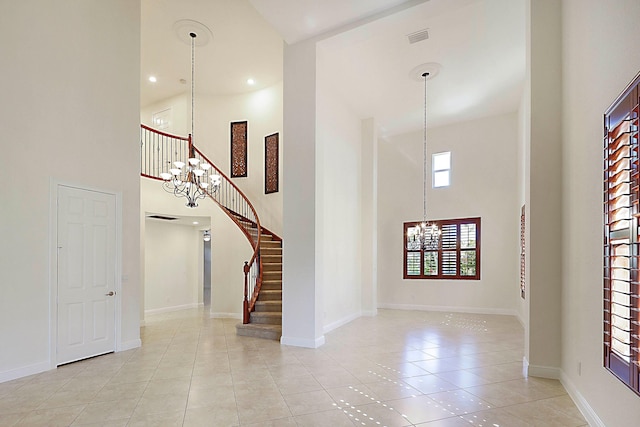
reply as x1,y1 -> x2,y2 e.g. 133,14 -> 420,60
210,312 -> 242,319
527,363 -> 561,379
560,371 -> 605,427
144,302 -> 202,316
281,335 -> 326,348
119,339 -> 141,352
0,361 -> 51,384
378,303 -> 517,317
323,312 -> 361,334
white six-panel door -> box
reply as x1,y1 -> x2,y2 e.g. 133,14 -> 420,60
57,185 -> 116,365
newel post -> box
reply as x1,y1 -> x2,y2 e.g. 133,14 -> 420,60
243,261 -> 250,324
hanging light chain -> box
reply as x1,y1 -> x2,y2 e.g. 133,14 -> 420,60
423,72 -> 428,223
190,32 -> 196,143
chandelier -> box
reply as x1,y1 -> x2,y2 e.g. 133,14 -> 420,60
415,71 -> 441,250
159,31 -> 221,208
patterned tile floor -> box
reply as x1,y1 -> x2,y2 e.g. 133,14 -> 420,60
0,309 -> 587,426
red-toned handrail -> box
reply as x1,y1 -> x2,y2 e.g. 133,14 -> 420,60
140,124 -> 264,323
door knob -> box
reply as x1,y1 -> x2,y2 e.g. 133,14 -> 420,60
106,291 -> 115,296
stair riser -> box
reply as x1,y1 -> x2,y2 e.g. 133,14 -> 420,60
262,256 -> 282,263
236,326 -> 281,341
260,248 -> 282,255
261,282 -> 282,291
258,291 -> 282,301
250,315 -> 282,325
254,303 -> 282,312
262,264 -> 282,272
262,271 -> 281,278
260,241 -> 281,248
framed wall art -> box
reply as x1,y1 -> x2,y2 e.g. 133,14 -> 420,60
265,132 -> 279,194
230,121 -> 248,178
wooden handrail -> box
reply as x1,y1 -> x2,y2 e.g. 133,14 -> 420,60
141,123 -> 189,141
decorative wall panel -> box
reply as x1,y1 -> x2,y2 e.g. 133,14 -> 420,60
265,133 -> 279,194
231,121 -> 247,178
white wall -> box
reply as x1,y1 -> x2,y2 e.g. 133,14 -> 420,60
316,63 -> 363,332
560,1 -> 640,425
197,84 -> 283,235
141,93 -> 189,136
0,0 -> 141,381
378,113 -> 520,314
516,90 -> 528,325
526,0 -> 563,377
140,179 -> 249,318
282,40 -> 324,347
144,221 -> 200,313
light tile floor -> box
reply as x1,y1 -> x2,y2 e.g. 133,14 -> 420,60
0,309 -> 587,426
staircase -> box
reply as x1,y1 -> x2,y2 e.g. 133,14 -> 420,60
140,124 -> 282,340
236,234 -> 282,340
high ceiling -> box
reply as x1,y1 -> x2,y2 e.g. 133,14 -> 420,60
141,0 -> 525,137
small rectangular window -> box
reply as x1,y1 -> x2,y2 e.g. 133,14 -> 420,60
433,152 -> 451,188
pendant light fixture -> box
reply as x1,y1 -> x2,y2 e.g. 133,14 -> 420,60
417,71 -> 441,250
159,31 -> 221,208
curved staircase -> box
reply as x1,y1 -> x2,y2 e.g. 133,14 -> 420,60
140,124 -> 282,340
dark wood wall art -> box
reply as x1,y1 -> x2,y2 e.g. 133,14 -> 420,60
265,133 -> 279,194
230,121 -> 248,178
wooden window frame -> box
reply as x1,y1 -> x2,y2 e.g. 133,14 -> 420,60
403,217 -> 481,280
603,71 -> 640,396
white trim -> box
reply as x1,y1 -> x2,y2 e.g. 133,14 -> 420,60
210,312 -> 242,319
0,361 -> 51,384
120,339 -> 142,352
144,302 -> 203,316
515,311 -> 525,328
281,335 -> 326,348
560,371 -> 605,427
378,303 -> 517,317
49,180 -> 123,369
114,192 -> 123,351
527,364 -> 561,379
323,312 -> 361,334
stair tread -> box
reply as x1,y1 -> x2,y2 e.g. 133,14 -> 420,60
255,300 -> 281,305
251,312 -> 282,318
236,323 -> 281,330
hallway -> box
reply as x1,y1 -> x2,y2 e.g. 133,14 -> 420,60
0,309 -> 586,426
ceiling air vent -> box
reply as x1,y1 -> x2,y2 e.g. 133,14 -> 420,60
147,215 -> 178,221
407,28 -> 429,44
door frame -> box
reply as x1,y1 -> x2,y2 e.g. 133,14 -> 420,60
49,179 -> 123,369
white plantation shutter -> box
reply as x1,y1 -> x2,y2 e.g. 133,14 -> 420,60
604,72 -> 640,395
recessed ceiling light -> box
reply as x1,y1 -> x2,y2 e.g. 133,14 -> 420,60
247,78 -> 255,85
149,76 -> 157,83
192,221 -> 199,225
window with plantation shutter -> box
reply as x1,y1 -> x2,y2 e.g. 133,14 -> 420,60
403,217 -> 480,280
604,71 -> 640,396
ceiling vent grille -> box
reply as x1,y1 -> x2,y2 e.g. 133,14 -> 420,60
147,214 -> 178,221
407,29 -> 429,44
